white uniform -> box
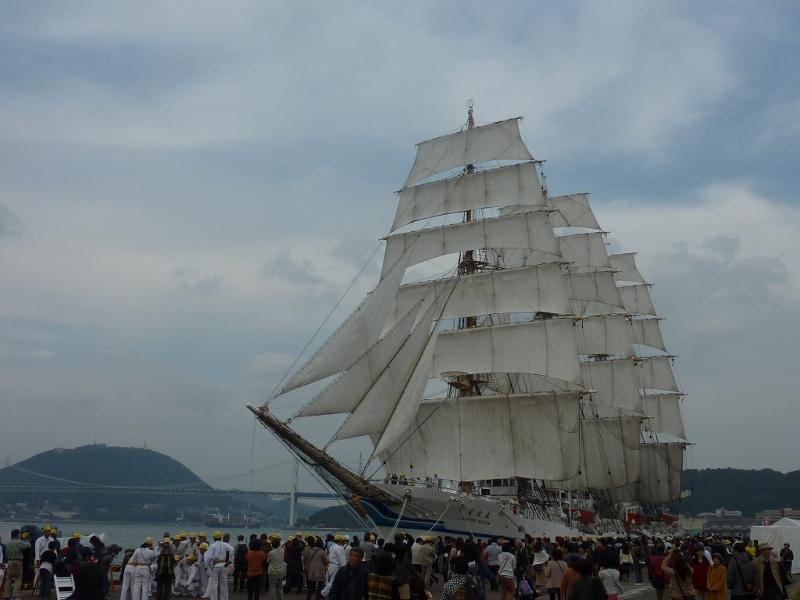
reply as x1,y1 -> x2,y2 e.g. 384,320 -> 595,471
326,544 -> 347,584
173,557 -> 189,595
196,551 -> 209,594
128,546 -> 157,600
187,563 -> 201,597
204,540 -> 233,600
34,535 -> 54,562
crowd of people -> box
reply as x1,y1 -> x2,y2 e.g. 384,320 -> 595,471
0,527 -> 796,600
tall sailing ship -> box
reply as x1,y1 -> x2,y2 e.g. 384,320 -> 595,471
249,107 -> 686,539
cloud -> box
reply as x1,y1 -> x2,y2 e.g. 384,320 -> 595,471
0,203 -> 23,237
172,267 -> 224,297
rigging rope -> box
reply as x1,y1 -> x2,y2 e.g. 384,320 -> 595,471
387,494 -> 410,541
266,241 -> 384,404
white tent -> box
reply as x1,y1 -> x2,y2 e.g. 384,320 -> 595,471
750,517 -> 800,573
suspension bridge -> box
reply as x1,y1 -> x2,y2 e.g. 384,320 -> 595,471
0,460 -> 341,527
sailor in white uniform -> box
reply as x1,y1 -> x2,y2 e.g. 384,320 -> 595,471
129,538 -> 157,600
204,531 -> 233,600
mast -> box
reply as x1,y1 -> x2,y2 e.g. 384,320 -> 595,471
451,101 -> 481,400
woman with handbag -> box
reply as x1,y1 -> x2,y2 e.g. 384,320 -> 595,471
661,549 -> 695,600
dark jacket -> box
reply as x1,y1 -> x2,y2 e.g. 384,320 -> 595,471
727,552 -> 756,596
75,561 -> 105,600
330,563 -> 369,600
155,553 -> 176,581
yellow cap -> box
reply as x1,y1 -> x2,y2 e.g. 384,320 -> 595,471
423,536 -> 433,542
21,532 -> 29,539
173,536 -> 181,541
161,538 -> 171,545
174,555 -> 181,561
145,537 -> 154,545
198,532 -> 207,537
187,554 -> 196,561
189,532 -> 197,537
71,532 -> 82,539
212,531 -> 222,540
199,542 -> 209,550
179,531 -> 186,537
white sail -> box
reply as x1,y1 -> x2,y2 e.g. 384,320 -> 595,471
403,118 -> 533,187
637,356 -> 679,391
296,303 -> 421,417
500,193 -> 601,231
641,393 -> 685,438
431,319 -> 580,384
574,315 -> 634,357
568,271 -> 625,313
279,252 -> 410,394
631,318 -> 666,351
550,194 -> 601,229
558,232 -> 611,272
610,252 -> 645,283
389,263 -> 570,325
382,210 -> 557,278
333,300 -> 437,441
581,358 -> 642,411
373,336 -> 437,454
392,162 -> 545,232
558,415 -> 642,489
637,442 -> 684,503
380,392 -> 582,482
618,283 -> 657,316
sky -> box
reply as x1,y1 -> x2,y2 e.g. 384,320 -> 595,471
1,1 -> 799,491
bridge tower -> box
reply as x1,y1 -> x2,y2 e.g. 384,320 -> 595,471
287,456 -> 299,528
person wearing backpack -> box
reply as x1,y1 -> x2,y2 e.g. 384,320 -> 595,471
545,549 -> 568,600
727,542 -> 756,600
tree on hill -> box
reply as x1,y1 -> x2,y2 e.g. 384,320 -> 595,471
682,468 -> 800,516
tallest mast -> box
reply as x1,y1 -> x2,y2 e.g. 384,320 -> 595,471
451,101 -> 481,399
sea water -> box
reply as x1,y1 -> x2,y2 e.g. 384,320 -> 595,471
0,521 -> 355,550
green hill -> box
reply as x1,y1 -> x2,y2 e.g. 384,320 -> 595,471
683,468 -> 800,516
0,445 -> 209,488
0,444 -> 311,524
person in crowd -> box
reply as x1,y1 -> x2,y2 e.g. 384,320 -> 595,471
266,538 -> 286,600
561,556 -> 582,600
393,547 -> 427,600
154,539 -> 176,600
329,548 -> 368,600
441,556 -> 483,600
244,539 -> 266,600
779,544 -> 793,577
691,548 -> 710,600
233,535 -> 249,593
618,543 -> 633,583
360,534 -> 376,571
727,542 -> 756,600
304,538 -> 328,600
598,561 -> 623,600
545,548 -> 568,600
706,553 -> 727,600
497,542 -> 517,600
75,547 -> 105,600
366,551 -> 395,600
418,537 -> 437,587
205,531 -> 233,600
568,558 -> 607,600
648,544 -> 668,600
38,540 -> 58,600
662,549 -> 694,600
128,537 -> 157,600
753,543 -> 785,600
284,534 -> 305,594
4,529 -> 28,600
